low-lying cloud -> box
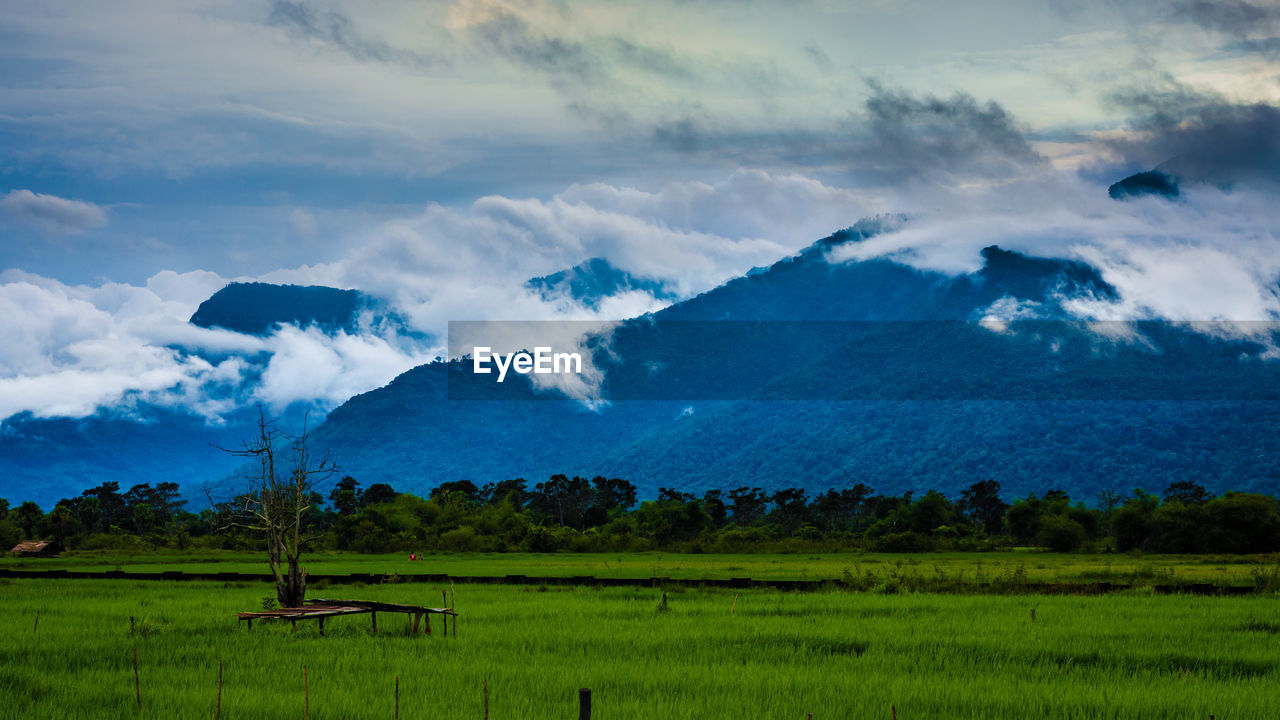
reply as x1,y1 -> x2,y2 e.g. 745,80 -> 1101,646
0,190 -> 108,236
830,174 -> 1280,324
1105,76 -> 1280,185
0,169 -> 869,420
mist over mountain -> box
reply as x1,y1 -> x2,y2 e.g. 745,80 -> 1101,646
10,191 -> 1280,509
1108,170 -> 1180,200
528,258 -> 678,309
303,217 -> 1280,503
0,406 -> 280,506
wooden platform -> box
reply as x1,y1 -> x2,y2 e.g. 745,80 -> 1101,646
237,598 -> 457,635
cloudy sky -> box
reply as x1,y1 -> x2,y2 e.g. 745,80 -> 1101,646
2,0 -> 1280,421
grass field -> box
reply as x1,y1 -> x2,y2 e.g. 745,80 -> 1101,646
4,550 -> 1280,587
2,577 -> 1278,719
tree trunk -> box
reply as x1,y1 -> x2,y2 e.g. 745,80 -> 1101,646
280,555 -> 306,608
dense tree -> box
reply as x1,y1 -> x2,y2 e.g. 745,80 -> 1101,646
959,480 -> 1007,536
530,475 -> 593,529
701,490 -> 728,527
1164,481 -> 1211,505
485,479 -> 530,508
81,482 -> 125,530
728,487 -> 767,526
328,476 -> 362,516
770,488 -> 809,532
431,480 -> 482,505
812,484 -> 871,533
16,464 -> 1280,556
16,501 -> 42,539
360,483 -> 398,508
1037,514 -> 1087,551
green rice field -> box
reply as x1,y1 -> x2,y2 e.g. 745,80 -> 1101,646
4,550 -> 1280,588
2,577 -> 1278,719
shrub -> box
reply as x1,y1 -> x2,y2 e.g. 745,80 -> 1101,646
1038,515 -> 1087,552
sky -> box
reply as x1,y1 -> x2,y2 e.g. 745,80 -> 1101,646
2,0 -> 1280,422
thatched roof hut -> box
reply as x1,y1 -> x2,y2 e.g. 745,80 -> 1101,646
10,540 -> 61,557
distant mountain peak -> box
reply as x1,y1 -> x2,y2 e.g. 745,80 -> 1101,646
1108,170 -> 1180,200
527,258 -> 678,309
978,245 -> 1119,304
810,213 -> 910,252
189,282 -> 366,336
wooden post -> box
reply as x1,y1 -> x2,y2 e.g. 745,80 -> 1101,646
891,705 -> 897,720
318,617 -> 325,636
216,659 -> 223,720
132,646 -> 141,710
483,678 -> 489,720
578,688 -> 591,720
303,665 -> 310,720
425,613 -> 431,636
33,611 -> 39,634
730,594 -> 739,615
371,611 -> 378,635
450,581 -> 456,612
246,618 -> 253,631
394,675 -> 400,720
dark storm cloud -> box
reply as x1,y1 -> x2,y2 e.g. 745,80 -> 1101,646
1172,0 -> 1280,37
268,0 -> 444,69
856,81 -> 1046,180
803,41 -> 833,71
1106,77 -> 1280,184
470,9 -> 605,86
633,83 -> 1047,189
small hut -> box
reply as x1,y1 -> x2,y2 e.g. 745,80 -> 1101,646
10,540 -> 61,558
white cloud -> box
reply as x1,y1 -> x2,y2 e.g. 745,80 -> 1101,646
7,167 -> 1280,422
829,175 -> 1280,323
0,169 -> 866,419
0,277 -> 242,419
252,325 -> 434,410
0,190 -> 108,236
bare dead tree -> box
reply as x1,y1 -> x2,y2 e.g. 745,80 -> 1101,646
217,407 -> 336,608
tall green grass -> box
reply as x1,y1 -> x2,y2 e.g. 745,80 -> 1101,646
1,579 -> 1276,718
4,550 -> 1278,587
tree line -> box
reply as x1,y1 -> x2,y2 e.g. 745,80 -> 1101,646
3,476 -> 1278,555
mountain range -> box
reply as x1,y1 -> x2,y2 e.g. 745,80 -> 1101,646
305,217 -> 1280,502
4,192 -> 1280,508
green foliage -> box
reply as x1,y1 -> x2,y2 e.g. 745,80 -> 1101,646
4,578 -> 1280,719
14,476 -> 1280,556
1037,515 -> 1088,552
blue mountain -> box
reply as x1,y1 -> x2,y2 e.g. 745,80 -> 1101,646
1108,170 -> 1180,200
190,282 -> 367,335
527,258 -> 678,309
306,218 -> 1280,501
